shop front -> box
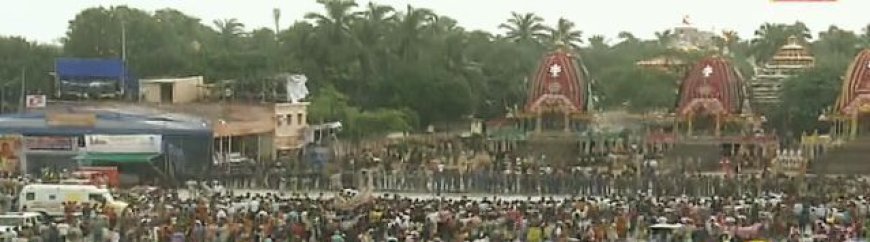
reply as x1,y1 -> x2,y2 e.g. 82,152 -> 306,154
74,134 -> 166,185
22,136 -> 79,176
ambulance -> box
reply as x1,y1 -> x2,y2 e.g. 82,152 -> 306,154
17,184 -> 128,217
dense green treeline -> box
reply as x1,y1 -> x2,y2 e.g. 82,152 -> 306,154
0,0 -> 868,139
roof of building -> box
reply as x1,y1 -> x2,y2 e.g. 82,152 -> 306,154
525,48 -> 592,114
835,49 -> 870,115
0,110 -> 211,136
675,56 -> 748,117
140,76 -> 204,84
768,36 -> 815,65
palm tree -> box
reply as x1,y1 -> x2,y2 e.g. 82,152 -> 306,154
352,3 -> 395,50
587,35 -> 608,50
350,2 -> 395,83
788,21 -> 812,41
273,8 -> 281,34
547,18 -> 583,49
304,0 -> 360,42
395,5 -> 435,60
751,22 -> 811,63
213,18 -> 245,47
617,31 -> 638,45
654,30 -> 674,46
498,12 -> 549,45
213,18 -> 245,37
751,23 -> 788,63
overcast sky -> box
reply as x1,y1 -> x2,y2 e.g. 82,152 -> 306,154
2,0 -> 868,44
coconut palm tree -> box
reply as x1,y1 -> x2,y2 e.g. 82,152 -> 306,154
654,30 -> 674,46
351,3 -> 395,52
751,22 -> 811,63
498,12 -> 549,45
212,18 -> 245,47
213,18 -> 245,37
587,35 -> 608,50
304,0 -> 360,42
546,18 -> 583,49
395,5 -> 435,60
616,31 -> 638,45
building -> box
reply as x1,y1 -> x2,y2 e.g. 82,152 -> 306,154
811,49 -> 870,174
674,56 -> 751,137
139,76 -> 207,104
750,36 -> 815,107
665,56 -> 777,171
274,102 -> 309,152
486,43 -> 616,164
54,58 -> 137,99
670,26 -> 716,51
0,110 -> 212,182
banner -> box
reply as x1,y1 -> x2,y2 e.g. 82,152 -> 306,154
85,135 -> 162,153
0,136 -> 22,174
24,136 -> 75,151
26,95 -> 46,108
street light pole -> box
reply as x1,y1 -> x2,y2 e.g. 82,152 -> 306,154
121,18 -> 127,63
19,67 -> 25,113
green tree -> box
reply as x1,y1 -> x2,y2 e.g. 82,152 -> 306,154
750,22 -> 811,63
775,63 -> 842,136
499,12 -> 549,45
547,18 -> 583,49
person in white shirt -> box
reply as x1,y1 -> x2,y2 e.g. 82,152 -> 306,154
109,229 -> 120,242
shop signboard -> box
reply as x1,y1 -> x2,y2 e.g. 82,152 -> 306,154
24,136 -> 75,151
84,135 -> 162,153
46,113 -> 96,127
0,136 -> 22,174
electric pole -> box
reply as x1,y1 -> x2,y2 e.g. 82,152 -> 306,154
19,67 -> 25,113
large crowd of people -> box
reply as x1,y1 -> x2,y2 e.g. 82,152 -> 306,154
2,175 -> 870,241
0,138 -> 865,241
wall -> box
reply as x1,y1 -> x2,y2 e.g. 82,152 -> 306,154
140,83 -> 161,103
274,102 -> 309,150
172,76 -> 204,104
139,76 -> 205,104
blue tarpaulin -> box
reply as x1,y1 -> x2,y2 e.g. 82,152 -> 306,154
54,58 -> 138,97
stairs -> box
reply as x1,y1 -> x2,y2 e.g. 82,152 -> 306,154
811,136 -> 870,175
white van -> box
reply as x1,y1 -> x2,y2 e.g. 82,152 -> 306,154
18,184 -> 128,217
0,212 -> 46,232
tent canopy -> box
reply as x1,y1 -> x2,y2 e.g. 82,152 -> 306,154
73,153 -> 160,164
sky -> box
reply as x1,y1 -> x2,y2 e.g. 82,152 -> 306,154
1,0 -> 868,45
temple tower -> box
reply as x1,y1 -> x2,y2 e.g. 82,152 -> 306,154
833,49 -> 870,138
750,36 -> 815,109
521,43 -> 593,133
675,56 -> 749,136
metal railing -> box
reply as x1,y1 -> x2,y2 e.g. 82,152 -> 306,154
215,169 -> 821,197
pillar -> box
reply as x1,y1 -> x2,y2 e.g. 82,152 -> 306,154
564,113 -> 571,132
687,118 -> 694,137
714,114 -> 722,137
535,115 -> 543,133
851,113 -> 858,139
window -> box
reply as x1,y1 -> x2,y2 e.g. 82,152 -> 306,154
48,195 -> 56,200
88,193 -> 104,202
25,193 -> 34,201
286,115 -> 293,125
297,113 -> 304,125
276,115 -> 284,126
